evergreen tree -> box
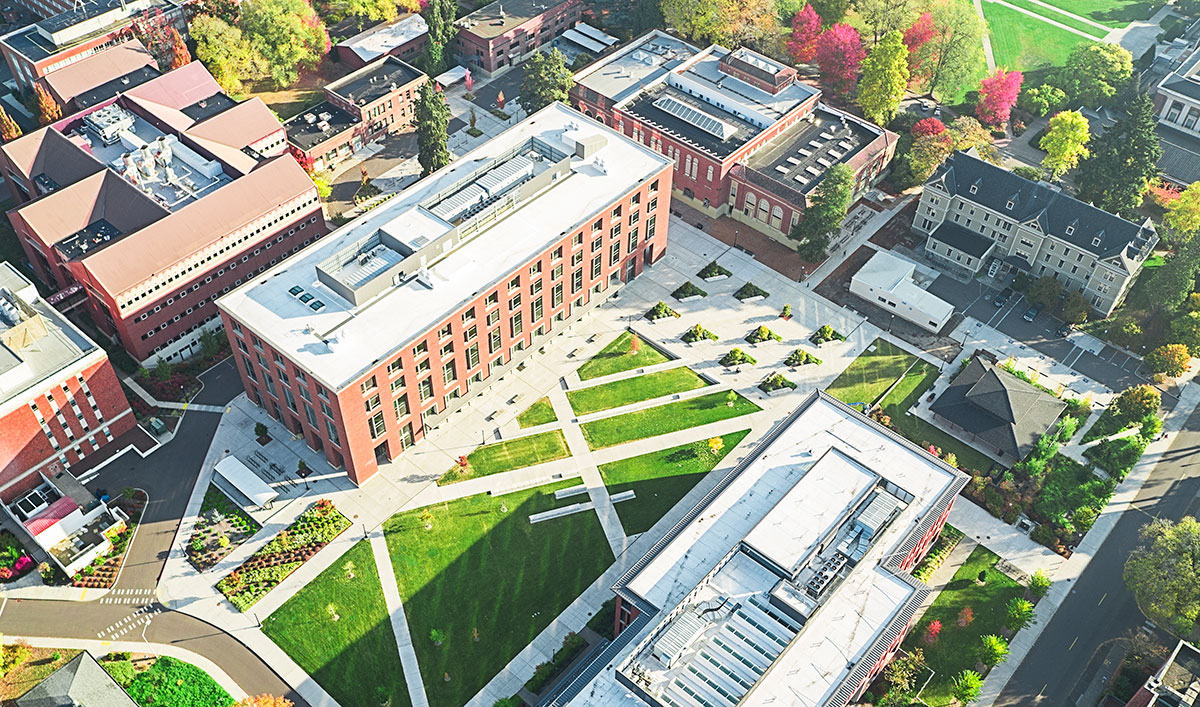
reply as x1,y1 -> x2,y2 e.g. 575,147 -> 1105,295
1077,93 -> 1162,217
0,106 -> 22,141
857,30 -> 909,125
421,0 -> 457,75
415,81 -> 450,177
790,163 -> 855,262
518,49 -> 574,115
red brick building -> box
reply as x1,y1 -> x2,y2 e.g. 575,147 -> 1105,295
285,56 -> 426,174
335,13 -> 428,71
572,32 -> 897,243
0,262 -> 134,504
220,104 -> 673,485
39,39 -> 158,113
0,62 -> 327,366
0,0 -> 183,94
454,0 -> 583,77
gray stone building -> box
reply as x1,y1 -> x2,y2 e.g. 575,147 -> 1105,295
914,151 -> 1157,317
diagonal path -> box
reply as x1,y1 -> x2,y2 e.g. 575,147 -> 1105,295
369,531 -> 430,707
973,0 -> 998,71
983,0 -> 1105,40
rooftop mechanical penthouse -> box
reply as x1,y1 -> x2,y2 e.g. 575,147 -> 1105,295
219,103 -> 673,485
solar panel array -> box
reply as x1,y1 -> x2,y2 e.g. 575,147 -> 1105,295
652,96 -> 735,141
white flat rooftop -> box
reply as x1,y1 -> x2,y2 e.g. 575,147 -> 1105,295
852,250 -> 954,322
572,393 -> 965,707
339,14 -> 428,63
218,103 -> 671,391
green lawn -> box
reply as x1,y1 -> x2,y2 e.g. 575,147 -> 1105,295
580,390 -> 761,450
383,480 -> 614,705
1037,0 -> 1159,27
577,331 -> 671,381
601,430 -> 751,535
986,0 -> 1107,37
124,656 -> 234,707
264,541 -> 409,707
567,367 -> 711,416
905,546 -> 1027,706
517,397 -> 558,428
983,2 -> 1094,71
826,338 -> 920,408
880,362 -> 1003,474
438,430 -> 570,484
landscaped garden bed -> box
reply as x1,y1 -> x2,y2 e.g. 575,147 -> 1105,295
758,373 -> 796,394
785,348 -> 821,367
745,325 -> 782,344
644,301 -> 680,321
912,525 -> 964,583
133,331 -> 230,403
217,499 -> 350,611
681,324 -> 718,343
517,397 -> 557,428
600,430 -> 750,535
104,654 -> 235,707
71,490 -> 146,589
438,430 -> 570,485
733,282 -> 769,302
580,391 -> 760,450
525,632 -> 587,694
719,348 -> 757,367
577,332 -> 670,381
810,324 -> 846,345
697,261 -> 732,280
265,540 -> 410,707
0,531 -> 34,583
566,367 -> 709,416
671,282 -> 707,301
186,485 -> 263,572
383,480 -> 613,705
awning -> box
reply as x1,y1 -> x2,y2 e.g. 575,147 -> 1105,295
573,22 -> 618,47
561,28 -> 607,54
434,65 -> 468,87
214,456 -> 278,509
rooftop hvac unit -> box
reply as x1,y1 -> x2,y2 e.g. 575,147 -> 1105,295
304,113 -> 317,124
318,112 -> 332,122
317,120 -> 331,132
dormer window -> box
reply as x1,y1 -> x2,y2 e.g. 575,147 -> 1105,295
1092,236 -> 1102,247
969,184 -> 978,194
1066,225 -> 1075,235
1005,200 -> 1014,210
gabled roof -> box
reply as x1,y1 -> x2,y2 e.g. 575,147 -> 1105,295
927,151 -> 1156,263
41,40 -> 157,107
930,358 -> 1066,460
0,129 -> 104,185
15,651 -> 136,707
15,170 -> 167,249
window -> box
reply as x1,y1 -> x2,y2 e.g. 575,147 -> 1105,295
610,242 -> 621,266
1167,101 -> 1183,123
552,264 -> 563,279
509,293 -> 521,309
552,246 -> 563,260
438,323 -> 452,339
611,205 -> 622,219
508,275 -> 521,290
464,324 -> 477,341
387,357 -> 403,375
466,343 -> 480,368
325,419 -> 340,446
572,252 -> 583,266
360,376 -> 377,393
413,341 -> 428,357
530,279 -> 542,294
591,254 -> 602,279
1065,225 -> 1075,236
572,269 -> 583,293
390,376 -> 406,392
485,292 -> 499,307
368,412 -> 385,438
529,261 -> 542,275
628,227 -> 639,251
552,282 -> 564,307
1186,107 -> 1200,131
418,378 -> 434,401
532,297 -> 543,321
440,341 -> 454,357
442,360 -> 457,383
487,310 -> 500,325
591,237 -> 602,252
489,329 -> 502,353
647,215 -> 657,240
510,312 -> 523,337
394,396 -> 409,418
572,233 -> 583,247
416,359 -> 431,374
610,223 -> 621,238
591,219 -> 603,233
365,394 -> 381,412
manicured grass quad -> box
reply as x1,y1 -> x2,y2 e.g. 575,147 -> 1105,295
990,0 -> 1107,36
825,338 -> 919,408
1036,0 -> 1158,27
438,429 -> 571,484
567,367 -> 711,416
600,430 -> 751,535
384,481 -> 613,705
264,540 -> 410,707
903,546 -> 1025,705
982,2 -> 1093,71
517,397 -> 558,428
580,390 -> 761,450
577,331 -> 670,381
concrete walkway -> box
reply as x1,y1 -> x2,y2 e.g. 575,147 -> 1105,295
123,375 -> 228,414
984,0 -> 1106,40
949,499 -> 1063,578
1108,2 -> 1175,55
974,0 -> 998,72
369,532 -> 429,707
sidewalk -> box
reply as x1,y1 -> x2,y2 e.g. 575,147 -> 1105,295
369,531 -> 429,707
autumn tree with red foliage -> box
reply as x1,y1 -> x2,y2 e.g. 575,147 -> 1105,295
911,117 -> 946,137
786,4 -> 822,63
814,24 -> 865,95
132,8 -> 177,71
168,27 -> 191,69
924,619 -> 942,644
33,84 -> 60,126
976,68 -> 1023,126
902,12 -> 937,87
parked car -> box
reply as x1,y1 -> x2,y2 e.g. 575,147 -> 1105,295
994,287 -> 1013,307
1023,303 -> 1043,322
1056,322 -> 1073,337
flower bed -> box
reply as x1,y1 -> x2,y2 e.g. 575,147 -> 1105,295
0,531 -> 34,583
720,348 -> 757,367
524,632 -> 588,695
217,500 -> 350,612
644,301 -> 680,321
758,373 -> 796,393
70,491 -> 145,589
785,349 -> 821,367
671,282 -> 707,300
745,325 -> 782,344
133,336 -> 231,403
810,324 -> 846,344
733,282 -> 769,301
186,485 -> 264,572
697,261 -> 732,280
681,324 -> 718,343
912,525 -> 964,583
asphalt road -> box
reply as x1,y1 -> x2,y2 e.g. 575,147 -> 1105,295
995,405 -> 1200,705
0,359 -> 308,705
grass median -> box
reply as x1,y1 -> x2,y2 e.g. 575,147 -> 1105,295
580,390 -> 760,450
568,367 -> 710,416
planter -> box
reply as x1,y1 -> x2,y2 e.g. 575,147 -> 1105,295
703,275 -> 729,282
257,436 -> 271,446
780,315 -> 792,321
679,295 -> 703,303
738,295 -> 765,303
766,387 -> 792,397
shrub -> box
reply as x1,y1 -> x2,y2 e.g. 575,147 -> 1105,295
645,301 -> 680,320
733,282 -> 770,300
781,304 -> 792,318
255,422 -> 269,438
697,261 -> 732,279
745,325 -> 782,344
953,670 -> 984,704
810,324 -> 845,344
1029,568 -> 1052,598
1064,397 -> 1091,418
103,660 -> 138,687
957,606 -> 974,627
1030,523 -> 1059,549
720,348 -> 757,366
980,634 -> 1010,666
758,373 -> 797,392
785,349 -> 821,366
1013,165 -> 1043,181
681,324 -> 718,343
1006,597 -> 1036,631
671,281 -> 708,300
1113,385 -> 1161,422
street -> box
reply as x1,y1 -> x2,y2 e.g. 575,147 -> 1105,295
995,404 -> 1200,705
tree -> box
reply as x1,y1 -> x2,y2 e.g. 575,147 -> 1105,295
344,0 -> 398,29
1029,568 -> 1051,598
1059,291 -> 1088,324
1006,597 -> 1036,631
241,0 -> 328,88
1026,275 -> 1061,308
813,24 -> 865,95
1173,312 -> 1200,352
1076,93 -> 1162,217
717,0 -> 779,49
235,696 -> 293,707
415,80 -> 450,177
786,4 -> 822,63
1113,384 -> 1161,421
167,27 -> 190,69
789,163 -> 854,261
0,107 -> 21,142
310,172 -> 332,199
1020,83 -> 1067,117
911,117 -> 945,137
1058,42 -> 1132,106
33,84 -> 60,126
1040,110 -> 1090,181
132,8 -> 177,71
924,0 -> 985,100
1165,182 -> 1200,243
902,11 -> 937,87
1124,516 -> 1200,636
856,0 -> 917,45
809,0 -> 849,25
191,15 -> 263,95
1135,240 -> 1200,312
519,49 -> 573,115
1147,344 -> 1190,378
421,0 -> 457,75
976,68 -> 1023,126
857,30 -> 909,125
661,0 -> 725,43
953,670 -> 984,704
979,634 -> 1010,666
883,647 -> 925,692
197,0 -> 241,22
